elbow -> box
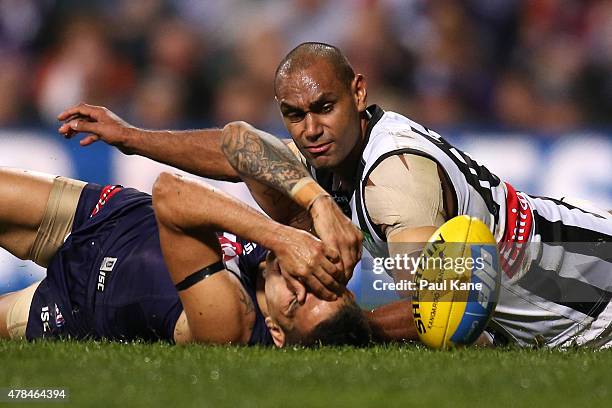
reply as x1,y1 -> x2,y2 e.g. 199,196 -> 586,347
222,121 -> 251,140
221,121 -> 252,168
152,172 -> 181,227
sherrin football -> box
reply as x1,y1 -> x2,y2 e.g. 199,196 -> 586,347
412,215 -> 501,349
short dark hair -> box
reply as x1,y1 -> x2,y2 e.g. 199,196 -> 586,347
274,42 -> 356,95
293,300 -> 372,347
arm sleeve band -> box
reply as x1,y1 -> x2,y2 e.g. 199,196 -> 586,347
175,261 -> 226,291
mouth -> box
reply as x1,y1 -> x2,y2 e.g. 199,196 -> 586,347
305,142 -> 332,155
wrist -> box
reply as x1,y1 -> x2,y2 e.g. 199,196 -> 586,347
308,194 -> 334,216
120,126 -> 146,154
290,178 -> 330,210
261,223 -> 292,255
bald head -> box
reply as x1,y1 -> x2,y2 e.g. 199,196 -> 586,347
274,42 -> 355,96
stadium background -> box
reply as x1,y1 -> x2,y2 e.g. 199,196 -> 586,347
1,0 -> 611,299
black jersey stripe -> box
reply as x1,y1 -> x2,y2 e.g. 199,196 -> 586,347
355,157 -> 375,240
534,210 -> 611,244
517,264 -> 612,318
364,105 -> 385,140
415,128 -> 502,223
410,125 -> 429,139
532,211 -> 612,263
532,196 -> 608,219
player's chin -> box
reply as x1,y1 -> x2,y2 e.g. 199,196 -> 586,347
308,152 -> 340,170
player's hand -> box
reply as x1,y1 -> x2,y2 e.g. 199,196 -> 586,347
272,225 -> 345,302
57,103 -> 138,154
309,195 -> 363,283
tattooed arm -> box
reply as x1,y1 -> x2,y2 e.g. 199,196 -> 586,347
221,121 -> 362,299
220,122 -> 309,192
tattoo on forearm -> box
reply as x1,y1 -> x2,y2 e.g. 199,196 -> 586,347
222,127 -> 310,194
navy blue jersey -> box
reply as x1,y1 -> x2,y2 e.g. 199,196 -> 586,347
26,184 -> 272,345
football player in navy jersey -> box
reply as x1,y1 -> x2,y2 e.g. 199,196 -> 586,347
0,167 -> 371,347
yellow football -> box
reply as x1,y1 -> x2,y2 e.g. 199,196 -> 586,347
412,215 -> 501,349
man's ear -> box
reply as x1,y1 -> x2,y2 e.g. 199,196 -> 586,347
265,316 -> 286,348
353,74 -> 368,112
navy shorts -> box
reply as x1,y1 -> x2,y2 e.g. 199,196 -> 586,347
26,184 -> 183,342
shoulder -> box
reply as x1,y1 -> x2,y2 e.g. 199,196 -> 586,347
363,153 -> 446,236
366,153 -> 439,187
369,109 -> 420,137
362,110 -> 434,166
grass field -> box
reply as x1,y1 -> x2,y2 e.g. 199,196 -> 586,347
1,340 -> 610,408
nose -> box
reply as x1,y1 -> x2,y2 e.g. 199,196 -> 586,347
303,112 -> 323,141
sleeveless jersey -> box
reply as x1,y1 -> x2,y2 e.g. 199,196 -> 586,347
308,105 -> 509,258
300,105 -> 612,348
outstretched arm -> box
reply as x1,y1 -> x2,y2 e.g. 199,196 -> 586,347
58,103 -> 240,181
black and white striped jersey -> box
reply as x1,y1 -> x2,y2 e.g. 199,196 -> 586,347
293,105 -> 612,348
307,105 -> 508,258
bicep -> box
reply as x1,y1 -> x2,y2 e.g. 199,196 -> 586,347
175,271 -> 251,345
368,154 -> 444,292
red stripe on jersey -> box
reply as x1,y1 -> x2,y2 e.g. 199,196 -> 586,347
218,235 -> 243,262
90,185 -> 123,217
498,182 -> 533,278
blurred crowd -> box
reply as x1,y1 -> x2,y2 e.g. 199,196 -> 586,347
0,0 -> 610,134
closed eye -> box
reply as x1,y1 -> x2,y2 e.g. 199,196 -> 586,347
287,296 -> 299,316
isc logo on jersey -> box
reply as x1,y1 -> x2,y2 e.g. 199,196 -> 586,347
97,257 -> 118,292
412,216 -> 501,349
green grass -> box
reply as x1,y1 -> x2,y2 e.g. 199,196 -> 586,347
1,341 -> 610,408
